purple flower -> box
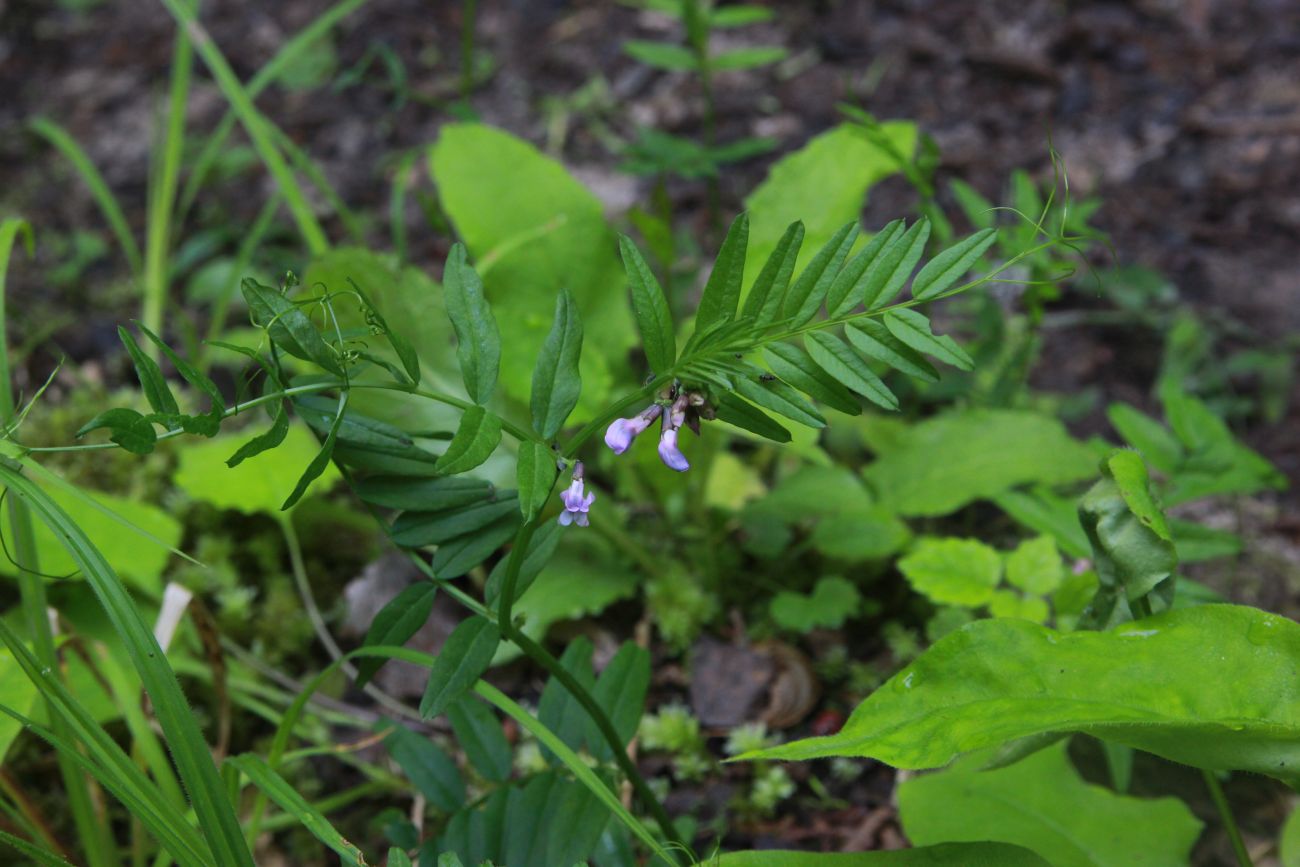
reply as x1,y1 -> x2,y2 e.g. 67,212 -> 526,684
558,465 -> 595,527
657,394 -> 690,472
604,404 -> 662,454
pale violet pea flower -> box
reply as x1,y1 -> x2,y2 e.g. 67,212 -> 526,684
604,404 -> 663,454
657,394 -> 690,472
558,462 -> 595,527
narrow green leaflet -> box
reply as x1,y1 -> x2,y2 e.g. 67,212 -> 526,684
137,323 -> 227,435
430,514 -> 520,579
118,327 -> 179,417
516,441 -> 558,521
763,342 -> 859,415
229,755 -> 365,867
826,219 -> 902,315
585,643 -> 650,761
537,637 -> 596,760
76,408 -> 157,455
714,843 -> 1052,866
239,278 -> 344,377
623,40 -> 697,71
619,235 -> 676,373
881,308 -> 973,371
380,721 -> 465,812
354,282 -> 421,385
530,290 -> 584,440
484,520 -> 564,606
911,227 -> 997,300
805,331 -> 898,410
697,212 -> 750,331
711,46 -> 788,71
858,218 -> 930,310
281,393 -> 346,510
391,498 -> 518,547
354,476 -> 492,512
714,393 -> 792,443
355,582 -> 438,688
741,220 -> 804,325
1106,402 -> 1182,475
435,405 -> 503,474
743,604 -> 1300,786
421,616 -> 501,719
447,696 -> 512,783
782,221 -> 858,325
443,243 -> 501,405
846,320 -> 939,382
899,742 -> 1201,867
734,377 -> 825,429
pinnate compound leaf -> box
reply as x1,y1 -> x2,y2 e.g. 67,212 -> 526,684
882,308 -> 973,370
846,320 -> 939,383
516,441 -> 558,521
443,243 -> 501,404
805,331 -> 898,410
782,220 -> 858,325
421,616 -> 500,720
898,537 -> 1002,607
899,741 -> 1201,867
857,218 -> 930,310
239,278 -> 344,377
763,342 -> 860,416
697,212 -> 749,331
910,227 -> 997,301
745,604 -> 1300,786
435,405 -> 503,474
117,327 -> 179,417
716,843 -> 1053,866
619,235 -> 676,373
826,219 -> 902,315
530,290 -> 583,440
355,582 -> 437,688
76,408 -> 156,455
741,220 -> 804,325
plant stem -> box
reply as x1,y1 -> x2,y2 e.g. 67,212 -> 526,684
460,0 -> 479,100
1202,769 -> 1252,867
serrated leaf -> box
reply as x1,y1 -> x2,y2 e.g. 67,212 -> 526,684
76,408 -> 157,455
584,642 -> 650,761
281,393 -> 346,510
353,476 -> 492,512
846,319 -> 939,382
391,497 -> 519,548
530,290 -> 583,440
355,582 -> 438,688
443,243 -> 501,404
516,441 -> 558,521
623,39 -> 697,71
118,327 -> 178,417
805,331 -> 898,410
741,220 -> 804,325
421,616 -> 500,719
381,721 -> 464,811
882,308 -> 973,370
697,212 -> 750,331
136,323 -> 226,435
911,227 -> 997,300
435,405 -> 502,474
619,235 -> 675,373
1005,536 -> 1063,595
826,219 -> 903,315
239,278 -> 344,377
770,576 -> 861,632
714,392 -> 791,442
762,341 -> 859,415
782,220 -> 858,324
733,376 -> 825,428
858,218 -> 930,310
898,537 -> 1003,607
447,696 -> 512,783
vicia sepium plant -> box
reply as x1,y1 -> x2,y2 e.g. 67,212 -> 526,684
8,211 -> 1023,866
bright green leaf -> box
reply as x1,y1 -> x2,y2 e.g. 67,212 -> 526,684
530,290 -> 584,440
442,243 -> 501,405
898,538 -> 1002,607
435,405 -> 503,474
420,616 -> 500,720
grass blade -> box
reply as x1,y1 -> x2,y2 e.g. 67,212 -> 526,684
227,755 -> 365,867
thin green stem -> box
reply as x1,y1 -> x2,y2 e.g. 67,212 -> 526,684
459,0 -> 479,100
1202,769 -> 1252,867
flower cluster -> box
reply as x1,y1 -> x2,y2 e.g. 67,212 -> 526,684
558,461 -> 595,527
604,389 -> 710,472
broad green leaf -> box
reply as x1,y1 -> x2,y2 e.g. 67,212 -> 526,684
881,308 -> 972,370
516,441 -> 558,521
910,228 -> 997,301
530,290 -> 584,440
863,409 -> 1096,517
805,331 -> 898,410
118,327 -> 179,417
782,221 -> 858,325
380,720 -> 465,811
386,848 -> 412,867
442,243 -> 501,405
353,476 -> 492,512
714,392 -> 792,443
239,278 -> 344,377
623,40 -> 697,70
697,212 -> 750,331
992,487 -> 1091,559
899,741 -> 1201,867
825,220 -> 902,315
715,843 -> 1053,866
1106,402 -> 1182,475
710,46 -> 787,71
447,696 -> 512,783
421,616 -> 501,719
734,376 -> 825,428
741,220 -> 803,325
857,218 -> 930,310
745,604 -> 1300,786
391,498 -> 518,547
741,122 -> 916,306
810,508 -> 911,562
435,405 -> 503,474
355,582 -> 437,688
763,341 -> 860,415
770,576 -> 861,632
175,423 -> 341,514
845,320 -> 939,382
619,235 -> 675,373
1005,536 -> 1063,595
585,643 -> 650,761
898,538 -> 1002,607
228,755 -> 365,866
988,590 -> 1050,623
76,408 -> 156,455
1282,803 -> 1300,867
